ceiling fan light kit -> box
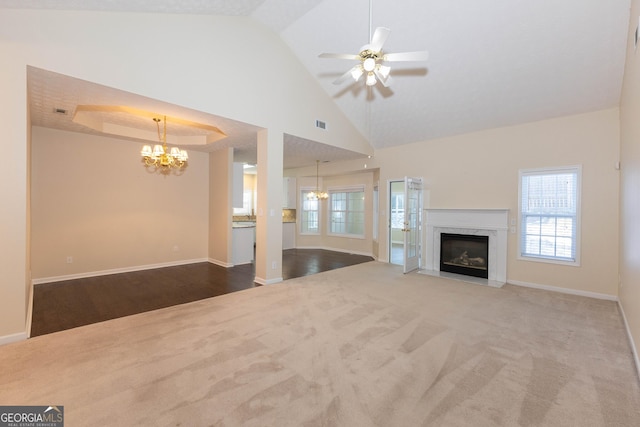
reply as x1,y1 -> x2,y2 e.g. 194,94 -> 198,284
319,20 -> 428,88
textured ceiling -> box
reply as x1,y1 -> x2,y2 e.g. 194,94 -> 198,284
26,67 -> 365,169
5,0 -> 632,165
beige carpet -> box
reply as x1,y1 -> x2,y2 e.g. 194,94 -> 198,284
1,261 -> 639,426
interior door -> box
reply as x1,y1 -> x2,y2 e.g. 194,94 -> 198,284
403,177 -> 423,273
388,181 -> 405,265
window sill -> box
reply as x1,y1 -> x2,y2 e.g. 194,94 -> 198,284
327,233 -> 366,240
517,254 -> 580,267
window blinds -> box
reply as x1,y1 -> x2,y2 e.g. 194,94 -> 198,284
520,168 -> 579,262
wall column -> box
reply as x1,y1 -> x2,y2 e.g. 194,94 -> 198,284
208,148 -> 233,267
255,129 -> 283,284
0,61 -> 28,343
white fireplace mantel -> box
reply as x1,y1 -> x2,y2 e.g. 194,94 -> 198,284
424,209 -> 509,286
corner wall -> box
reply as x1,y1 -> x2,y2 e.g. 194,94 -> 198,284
619,0 -> 640,370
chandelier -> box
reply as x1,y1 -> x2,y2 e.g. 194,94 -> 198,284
140,115 -> 188,170
307,160 -> 328,200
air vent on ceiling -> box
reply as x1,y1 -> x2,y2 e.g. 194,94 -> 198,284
315,119 -> 327,130
53,107 -> 68,115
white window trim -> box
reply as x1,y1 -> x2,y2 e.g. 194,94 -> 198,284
300,186 -> 320,235
327,185 -> 366,239
517,165 -> 581,266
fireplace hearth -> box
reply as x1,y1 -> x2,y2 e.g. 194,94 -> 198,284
440,233 -> 489,279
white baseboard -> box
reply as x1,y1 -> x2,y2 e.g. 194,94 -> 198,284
254,276 -> 283,285
0,331 -> 28,346
208,258 -> 234,268
617,301 -> 640,382
507,279 -> 618,301
26,282 -> 34,338
32,258 -> 209,285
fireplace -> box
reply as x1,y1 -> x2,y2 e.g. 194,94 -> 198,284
423,209 -> 509,287
440,233 -> 489,279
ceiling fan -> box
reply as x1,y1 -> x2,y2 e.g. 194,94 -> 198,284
319,3 -> 428,88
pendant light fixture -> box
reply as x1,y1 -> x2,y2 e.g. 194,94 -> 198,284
140,115 -> 188,171
307,160 -> 328,200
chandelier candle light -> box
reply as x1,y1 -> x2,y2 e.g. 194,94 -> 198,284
140,115 -> 188,170
307,160 -> 328,200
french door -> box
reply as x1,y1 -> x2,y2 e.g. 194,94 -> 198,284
403,177 -> 422,273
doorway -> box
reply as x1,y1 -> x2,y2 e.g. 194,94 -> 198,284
388,178 -> 423,272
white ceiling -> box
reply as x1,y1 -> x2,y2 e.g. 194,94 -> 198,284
3,0 -> 632,167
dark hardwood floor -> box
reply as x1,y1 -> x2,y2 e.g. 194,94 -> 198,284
31,249 -> 374,337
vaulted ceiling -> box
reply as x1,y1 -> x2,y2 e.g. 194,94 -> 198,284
1,0 -> 631,167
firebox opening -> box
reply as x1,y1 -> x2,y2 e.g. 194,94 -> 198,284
440,233 -> 489,279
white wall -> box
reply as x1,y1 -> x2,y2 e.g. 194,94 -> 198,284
0,9 -> 371,340
30,127 -> 209,280
619,0 -> 640,366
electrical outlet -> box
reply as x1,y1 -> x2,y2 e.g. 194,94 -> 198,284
66,256 -> 73,264
272,261 -> 277,269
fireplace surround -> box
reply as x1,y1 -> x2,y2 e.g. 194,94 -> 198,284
424,209 -> 509,286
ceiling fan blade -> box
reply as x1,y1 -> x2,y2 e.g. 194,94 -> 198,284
333,65 -> 363,85
374,69 -> 392,88
319,52 -> 360,60
369,27 -> 390,52
383,50 -> 429,62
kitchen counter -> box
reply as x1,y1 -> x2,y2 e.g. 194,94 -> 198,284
233,221 -> 296,227
232,222 -> 256,228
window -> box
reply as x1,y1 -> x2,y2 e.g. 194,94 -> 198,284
233,189 -> 255,216
519,166 -> 580,265
300,189 -> 319,234
390,191 -> 404,229
329,187 -> 365,237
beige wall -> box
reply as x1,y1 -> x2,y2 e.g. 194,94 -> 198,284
0,9 -> 370,339
619,0 -> 640,363
0,63 -> 28,341
0,6 -> 630,341
255,129 -> 284,284
208,148 -> 233,266
26,98 -> 32,313
30,127 -> 209,280
295,170 -> 375,257
374,108 -> 620,295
